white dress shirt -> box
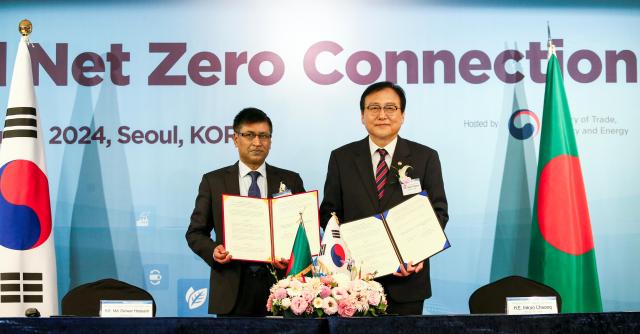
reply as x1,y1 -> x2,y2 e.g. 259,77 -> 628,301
238,160 -> 268,198
368,136 -> 397,177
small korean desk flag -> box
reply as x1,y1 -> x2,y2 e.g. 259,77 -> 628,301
316,213 -> 352,276
0,20 -> 59,317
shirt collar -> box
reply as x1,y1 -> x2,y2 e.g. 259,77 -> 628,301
238,160 -> 267,177
368,136 -> 398,158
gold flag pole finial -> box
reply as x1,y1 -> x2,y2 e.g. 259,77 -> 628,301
330,212 -> 341,225
19,19 -> 32,36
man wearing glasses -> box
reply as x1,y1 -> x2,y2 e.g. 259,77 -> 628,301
319,81 -> 449,315
186,107 -> 305,316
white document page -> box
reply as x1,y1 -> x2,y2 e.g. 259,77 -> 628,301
341,215 -> 400,278
384,194 -> 448,265
222,195 -> 272,262
270,191 -> 321,259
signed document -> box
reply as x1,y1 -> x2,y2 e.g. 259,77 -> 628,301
223,191 -> 320,263
340,191 -> 450,278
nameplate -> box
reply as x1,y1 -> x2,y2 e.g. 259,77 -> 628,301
100,300 -> 153,318
506,296 -> 558,315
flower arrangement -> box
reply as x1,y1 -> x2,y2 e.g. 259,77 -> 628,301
267,273 -> 387,317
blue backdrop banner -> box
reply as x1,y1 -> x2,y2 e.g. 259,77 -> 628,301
0,0 -> 638,316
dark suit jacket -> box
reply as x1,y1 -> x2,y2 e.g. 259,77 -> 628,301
185,162 -> 305,314
319,136 -> 448,303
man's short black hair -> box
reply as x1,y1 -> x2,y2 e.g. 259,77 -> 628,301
359,81 -> 406,113
233,107 -> 273,134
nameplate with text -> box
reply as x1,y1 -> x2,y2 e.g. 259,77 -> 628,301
100,300 -> 153,318
506,296 -> 558,315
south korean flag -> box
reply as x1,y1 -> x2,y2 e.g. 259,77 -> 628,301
315,214 -> 353,276
0,30 -> 58,317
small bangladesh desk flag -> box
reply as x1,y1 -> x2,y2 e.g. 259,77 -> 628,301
0,20 -> 59,317
528,41 -> 602,313
286,221 -> 312,278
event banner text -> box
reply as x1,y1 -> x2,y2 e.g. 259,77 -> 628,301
0,39 -> 637,87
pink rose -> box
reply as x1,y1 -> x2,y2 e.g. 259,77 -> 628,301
275,288 -> 287,299
338,299 -> 357,317
302,289 -> 315,303
367,290 -> 381,305
290,296 -> 308,315
331,287 -> 348,301
320,276 -> 335,285
319,285 -> 332,299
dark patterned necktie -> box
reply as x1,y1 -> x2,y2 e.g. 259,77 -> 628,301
247,171 -> 264,273
375,149 -> 389,200
248,171 -> 261,198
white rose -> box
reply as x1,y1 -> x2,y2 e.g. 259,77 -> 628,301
278,279 -> 291,288
307,277 -> 323,291
290,279 -> 303,290
368,280 -> 384,293
287,286 -> 302,297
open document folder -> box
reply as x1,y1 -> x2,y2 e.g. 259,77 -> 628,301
341,191 -> 450,278
222,191 -> 320,263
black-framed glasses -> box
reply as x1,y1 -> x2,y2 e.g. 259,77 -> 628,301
237,132 -> 272,141
366,104 -> 400,116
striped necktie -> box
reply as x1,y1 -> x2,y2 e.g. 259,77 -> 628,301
375,148 -> 389,200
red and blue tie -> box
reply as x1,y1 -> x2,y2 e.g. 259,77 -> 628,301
375,149 -> 389,200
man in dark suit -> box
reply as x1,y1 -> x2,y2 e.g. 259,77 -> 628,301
319,81 -> 449,315
186,108 -> 305,316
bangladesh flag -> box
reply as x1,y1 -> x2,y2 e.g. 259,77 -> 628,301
286,222 -> 312,277
528,51 -> 603,313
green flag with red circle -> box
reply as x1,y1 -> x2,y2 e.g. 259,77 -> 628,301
286,221 -> 313,277
528,51 -> 603,313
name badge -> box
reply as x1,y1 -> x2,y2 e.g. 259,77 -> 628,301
272,189 -> 292,198
401,178 -> 422,196
506,296 -> 559,315
100,300 -> 153,318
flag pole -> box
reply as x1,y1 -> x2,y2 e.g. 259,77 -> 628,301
547,21 -> 556,58
298,211 -> 310,277
528,23 -> 603,312
0,19 -> 59,317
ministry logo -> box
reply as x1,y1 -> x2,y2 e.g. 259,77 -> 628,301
509,109 -> 540,140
